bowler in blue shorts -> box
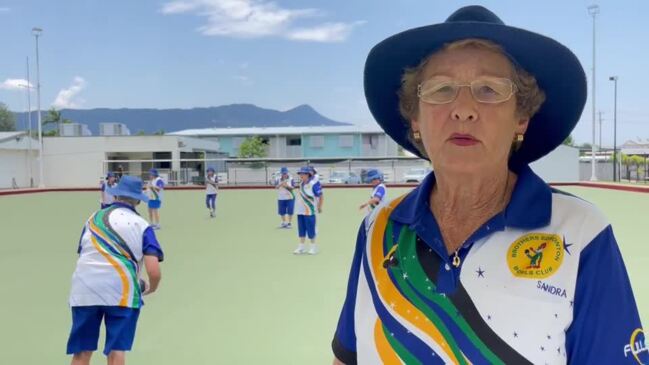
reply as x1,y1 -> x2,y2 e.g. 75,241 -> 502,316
67,176 -> 164,365
275,167 -> 295,228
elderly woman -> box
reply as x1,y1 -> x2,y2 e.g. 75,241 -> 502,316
332,6 -> 646,365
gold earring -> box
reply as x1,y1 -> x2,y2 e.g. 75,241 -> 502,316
513,133 -> 524,151
413,131 -> 421,141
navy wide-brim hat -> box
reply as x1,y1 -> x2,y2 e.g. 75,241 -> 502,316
367,169 -> 383,181
107,175 -> 150,202
297,166 -> 313,175
364,5 -> 587,167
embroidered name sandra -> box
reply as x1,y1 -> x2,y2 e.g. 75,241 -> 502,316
537,281 -> 567,298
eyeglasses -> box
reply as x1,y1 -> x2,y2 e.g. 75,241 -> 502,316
417,77 -> 517,104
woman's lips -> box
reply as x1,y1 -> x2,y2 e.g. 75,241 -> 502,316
449,133 -> 479,146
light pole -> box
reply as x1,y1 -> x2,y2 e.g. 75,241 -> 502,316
32,27 -> 44,188
610,76 -> 618,182
588,4 -> 599,181
18,57 -> 34,187
598,111 -> 603,150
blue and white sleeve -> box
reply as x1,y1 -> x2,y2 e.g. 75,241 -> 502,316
312,181 -> 323,197
373,186 -> 386,200
142,227 -> 164,262
332,221 -> 366,365
566,225 -> 647,364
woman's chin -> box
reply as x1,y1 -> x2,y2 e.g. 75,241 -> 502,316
434,157 -> 495,174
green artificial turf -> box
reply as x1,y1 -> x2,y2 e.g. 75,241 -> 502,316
0,185 -> 645,364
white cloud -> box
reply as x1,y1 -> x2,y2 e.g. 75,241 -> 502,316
233,74 -> 253,86
160,0 -> 362,42
288,21 -> 365,43
160,1 -> 200,13
0,78 -> 33,90
0,7 -> 10,13
52,77 -> 87,109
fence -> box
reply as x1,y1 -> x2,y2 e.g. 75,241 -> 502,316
579,160 -> 649,183
103,157 -> 431,186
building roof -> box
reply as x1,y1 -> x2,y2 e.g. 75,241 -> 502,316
167,124 -> 385,137
0,131 -> 27,143
620,139 -> 649,155
41,134 -> 221,153
0,131 -> 40,151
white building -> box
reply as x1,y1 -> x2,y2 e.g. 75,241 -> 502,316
59,123 -> 92,136
42,135 -> 222,187
0,131 -> 40,189
169,125 -> 401,158
530,144 -> 580,182
100,123 -> 131,136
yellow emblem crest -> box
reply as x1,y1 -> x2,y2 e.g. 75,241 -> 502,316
507,233 -> 564,279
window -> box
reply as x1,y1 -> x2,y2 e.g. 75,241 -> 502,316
233,137 -> 245,150
369,135 -> 379,149
363,134 -> 380,149
339,135 -> 354,148
153,152 -> 171,169
286,136 -> 302,146
310,135 -> 325,148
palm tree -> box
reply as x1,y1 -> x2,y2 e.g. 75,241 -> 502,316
43,107 -> 73,136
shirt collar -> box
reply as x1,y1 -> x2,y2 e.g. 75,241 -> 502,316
110,201 -> 138,214
390,164 -> 551,229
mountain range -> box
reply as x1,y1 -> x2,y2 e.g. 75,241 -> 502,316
13,104 -> 350,134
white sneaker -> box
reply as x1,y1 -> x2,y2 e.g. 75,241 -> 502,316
293,244 -> 306,255
308,244 -> 319,255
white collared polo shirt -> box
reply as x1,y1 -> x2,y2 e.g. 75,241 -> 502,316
69,203 -> 164,308
295,177 -> 322,216
333,165 -> 647,365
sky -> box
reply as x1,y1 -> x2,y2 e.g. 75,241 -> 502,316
0,0 -> 647,146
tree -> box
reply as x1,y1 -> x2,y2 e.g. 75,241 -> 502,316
562,134 -> 574,146
154,129 -> 165,136
620,154 -> 645,181
0,103 -> 16,131
238,136 -> 268,158
43,107 -> 73,136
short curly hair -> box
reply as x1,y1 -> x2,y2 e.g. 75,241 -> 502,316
397,39 -> 546,158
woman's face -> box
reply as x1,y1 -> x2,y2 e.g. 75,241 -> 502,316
299,173 -> 310,183
411,46 -> 529,174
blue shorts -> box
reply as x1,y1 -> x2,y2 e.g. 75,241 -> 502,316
297,214 -> 316,239
278,199 -> 295,216
67,306 -> 140,356
206,194 -> 217,209
148,200 -> 161,209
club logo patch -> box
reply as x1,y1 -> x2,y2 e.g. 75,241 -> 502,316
624,328 -> 647,364
507,233 -> 564,279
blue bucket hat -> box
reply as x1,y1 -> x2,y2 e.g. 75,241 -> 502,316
280,167 -> 289,174
106,175 -> 149,202
367,169 -> 383,182
364,5 -> 586,168
106,172 -> 115,179
297,166 -> 313,175
149,168 -> 159,177
207,167 -> 215,173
